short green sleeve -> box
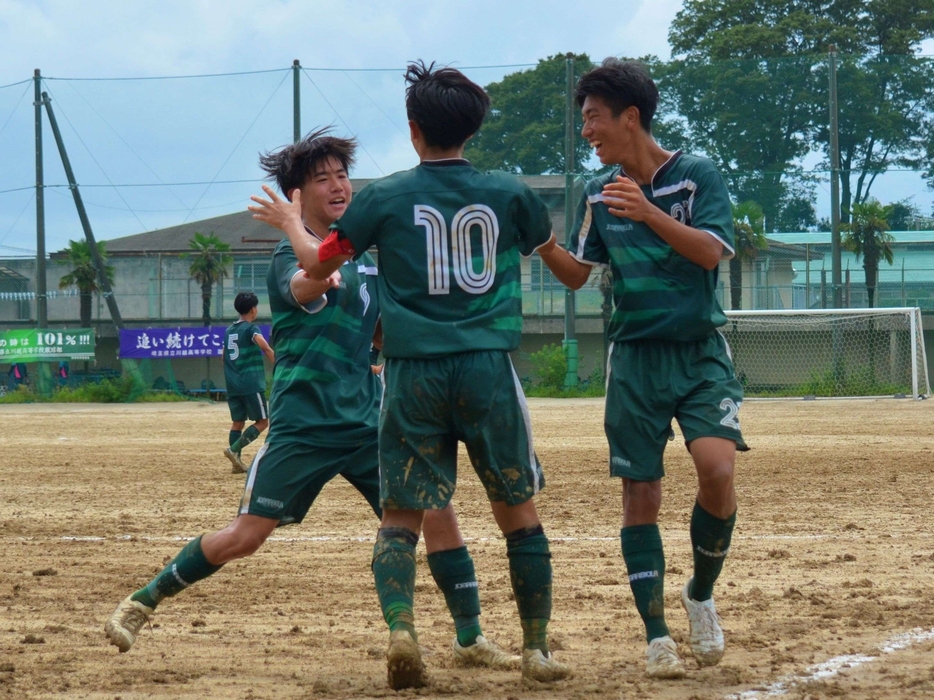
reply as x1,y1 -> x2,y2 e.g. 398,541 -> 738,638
272,243 -> 327,314
515,184 -> 553,256
691,166 -> 735,256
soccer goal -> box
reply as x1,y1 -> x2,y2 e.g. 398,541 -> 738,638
720,308 -> 931,399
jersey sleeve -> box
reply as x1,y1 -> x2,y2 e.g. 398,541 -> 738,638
690,164 -> 736,258
514,183 -> 554,256
272,244 -> 328,314
249,323 -> 263,344
331,183 -> 382,260
567,185 -> 610,267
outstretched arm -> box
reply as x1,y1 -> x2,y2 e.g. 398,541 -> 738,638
248,185 -> 351,279
537,234 -> 593,290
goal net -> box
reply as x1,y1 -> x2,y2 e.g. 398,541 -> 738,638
720,308 -> 931,399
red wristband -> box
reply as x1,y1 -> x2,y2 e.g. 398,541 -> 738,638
318,231 -> 356,262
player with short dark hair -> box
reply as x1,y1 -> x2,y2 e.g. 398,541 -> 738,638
538,57 -> 747,678
250,63 -> 571,689
106,129 -> 518,675
223,291 -> 274,473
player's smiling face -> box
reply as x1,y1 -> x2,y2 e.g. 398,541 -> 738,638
300,156 -> 352,230
581,96 -> 632,165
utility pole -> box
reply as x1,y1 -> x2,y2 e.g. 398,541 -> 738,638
34,69 -> 47,329
41,91 -> 125,329
829,45 -> 842,309
293,59 -> 301,143
563,52 -> 578,388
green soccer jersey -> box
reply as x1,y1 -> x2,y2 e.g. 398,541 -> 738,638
569,151 -> 734,342
266,236 -> 381,447
223,320 -> 266,396
333,159 -> 552,358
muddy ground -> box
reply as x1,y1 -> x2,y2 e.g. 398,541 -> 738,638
0,398 -> 932,699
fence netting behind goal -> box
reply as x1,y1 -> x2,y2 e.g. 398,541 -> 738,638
721,308 -> 930,399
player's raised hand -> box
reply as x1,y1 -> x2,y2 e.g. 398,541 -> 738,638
249,185 -> 304,232
602,176 -> 653,222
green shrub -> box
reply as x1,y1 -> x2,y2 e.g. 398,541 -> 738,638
528,343 -> 567,392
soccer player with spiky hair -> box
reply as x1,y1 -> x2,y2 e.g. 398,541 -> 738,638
250,63 -> 571,690
223,291 -> 274,473
537,58 -> 747,679
105,129 -> 518,674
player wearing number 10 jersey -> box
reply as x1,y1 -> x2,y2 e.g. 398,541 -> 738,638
249,61 -> 571,689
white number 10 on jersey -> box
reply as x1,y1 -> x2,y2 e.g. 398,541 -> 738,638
415,204 -> 500,295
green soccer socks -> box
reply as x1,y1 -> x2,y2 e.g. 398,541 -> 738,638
228,430 -> 242,448
621,524 -> 670,643
689,502 -> 736,602
373,527 -> 419,638
131,536 -> 224,610
506,525 -> 552,653
427,545 -> 482,647
230,425 -> 260,454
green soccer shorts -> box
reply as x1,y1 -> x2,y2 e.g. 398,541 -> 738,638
227,392 -> 268,423
378,350 -> 544,510
238,439 -> 381,525
605,332 -> 748,482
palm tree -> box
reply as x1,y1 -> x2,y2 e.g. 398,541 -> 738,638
58,239 -> 115,327
729,201 -> 768,310
183,232 -> 232,326
842,199 -> 895,308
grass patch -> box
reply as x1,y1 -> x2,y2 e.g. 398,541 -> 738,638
0,377 -> 188,403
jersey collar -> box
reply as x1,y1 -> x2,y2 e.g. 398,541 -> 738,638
420,158 -> 471,167
303,224 -> 324,242
617,150 -> 683,187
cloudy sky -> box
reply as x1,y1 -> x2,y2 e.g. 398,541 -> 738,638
0,0 -> 931,257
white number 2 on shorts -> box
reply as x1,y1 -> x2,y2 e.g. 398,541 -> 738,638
719,398 -> 742,430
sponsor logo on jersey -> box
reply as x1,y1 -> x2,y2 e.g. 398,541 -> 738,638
606,223 -> 634,233
360,282 -> 370,316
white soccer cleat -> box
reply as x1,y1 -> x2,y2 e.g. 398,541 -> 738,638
644,635 -> 686,679
452,635 -> 520,669
521,648 -> 572,682
681,579 -> 725,667
224,447 -> 247,474
104,594 -> 153,653
386,629 -> 428,690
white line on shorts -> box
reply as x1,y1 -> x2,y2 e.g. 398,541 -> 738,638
726,627 -> 934,699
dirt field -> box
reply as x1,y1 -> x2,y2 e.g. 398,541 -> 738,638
0,398 -> 932,699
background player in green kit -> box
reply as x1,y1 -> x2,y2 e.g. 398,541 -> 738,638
250,62 -> 571,689
223,292 -> 274,473
539,58 -> 747,679
105,130 -> 518,675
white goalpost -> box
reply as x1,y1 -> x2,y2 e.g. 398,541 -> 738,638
721,308 -> 931,399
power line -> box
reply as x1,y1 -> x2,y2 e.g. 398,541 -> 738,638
0,83 -> 31,142
182,70 -> 291,223
43,68 -> 290,82
0,78 -> 32,90
302,69 -> 385,176
43,85 -> 151,233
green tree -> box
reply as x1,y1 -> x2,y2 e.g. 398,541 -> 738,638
842,199 -> 895,307
58,239 -> 115,327
729,201 -> 769,310
183,232 -> 232,325
664,0 -> 934,229
465,54 -> 595,174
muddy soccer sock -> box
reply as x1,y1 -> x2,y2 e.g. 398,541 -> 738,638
228,430 -> 241,448
131,536 -> 223,610
372,527 -> 419,638
621,524 -> 670,643
506,525 -> 552,653
689,501 -> 736,602
230,425 -> 260,453
427,545 -> 482,647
